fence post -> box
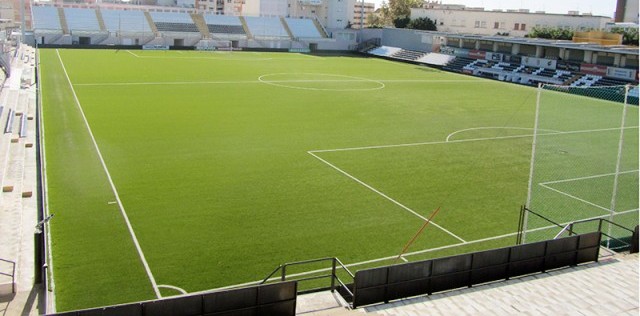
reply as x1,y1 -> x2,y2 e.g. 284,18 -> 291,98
606,84 -> 629,248
281,265 -> 286,282
523,83 -> 544,244
569,223 -> 574,236
330,258 -> 337,292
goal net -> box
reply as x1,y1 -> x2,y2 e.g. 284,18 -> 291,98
522,84 -> 639,248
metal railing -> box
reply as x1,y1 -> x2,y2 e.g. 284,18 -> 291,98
260,257 -> 354,299
0,258 -> 16,294
554,217 -> 635,250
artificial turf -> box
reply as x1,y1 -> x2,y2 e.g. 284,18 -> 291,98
38,49 -> 638,311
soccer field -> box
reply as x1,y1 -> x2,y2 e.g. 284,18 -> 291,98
38,49 -> 637,311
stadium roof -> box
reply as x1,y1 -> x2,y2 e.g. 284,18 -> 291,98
414,30 -> 639,55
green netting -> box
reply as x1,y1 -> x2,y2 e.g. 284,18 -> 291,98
524,84 -> 639,245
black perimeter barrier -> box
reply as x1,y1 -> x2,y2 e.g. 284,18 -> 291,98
632,226 -> 639,254
48,281 -> 297,316
351,232 -> 601,308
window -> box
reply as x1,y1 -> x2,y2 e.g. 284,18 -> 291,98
481,21 -> 486,28
520,23 -> 526,30
474,21 -> 480,28
494,22 -> 499,29
514,23 -> 519,30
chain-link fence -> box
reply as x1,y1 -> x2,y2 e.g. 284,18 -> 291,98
523,84 -> 639,246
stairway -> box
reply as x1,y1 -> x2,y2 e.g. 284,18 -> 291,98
57,8 -> 69,35
280,17 -> 294,39
190,13 -> 210,39
144,11 -> 158,35
313,17 -> 329,38
95,7 -> 106,31
238,16 -> 252,39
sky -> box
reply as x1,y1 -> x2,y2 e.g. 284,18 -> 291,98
368,0 -> 619,17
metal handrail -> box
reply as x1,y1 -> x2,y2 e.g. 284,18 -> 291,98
0,258 -> 16,293
260,257 -> 355,299
553,217 -> 635,249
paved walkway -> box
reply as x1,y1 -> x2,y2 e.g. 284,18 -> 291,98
297,252 -> 638,315
0,44 -> 42,316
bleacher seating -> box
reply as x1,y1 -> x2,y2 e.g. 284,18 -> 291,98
367,46 -> 402,57
443,57 -> 475,72
244,16 -> 289,38
101,9 -> 152,34
149,12 -> 198,33
390,49 -> 427,61
31,6 -> 62,31
284,18 -> 322,39
571,74 -> 601,87
202,14 -> 245,35
593,76 -> 632,86
64,8 -> 100,32
155,22 -> 199,33
417,53 -> 455,66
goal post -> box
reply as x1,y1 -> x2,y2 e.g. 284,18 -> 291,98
522,84 -> 639,246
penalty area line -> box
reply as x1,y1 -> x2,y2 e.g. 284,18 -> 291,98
307,151 -> 466,243
56,49 -> 162,299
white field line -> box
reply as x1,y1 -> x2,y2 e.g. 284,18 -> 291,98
310,126 -> 640,153
74,80 -> 260,87
56,49 -> 161,298
158,284 -> 187,295
123,54 -> 275,61
36,48 -> 57,311
298,53 -> 323,59
538,170 -> 639,213
188,208 -> 640,295
540,170 -> 639,185
445,126 -> 562,142
538,183 -> 611,213
73,78 -> 482,87
307,151 -> 466,243
125,50 -> 139,58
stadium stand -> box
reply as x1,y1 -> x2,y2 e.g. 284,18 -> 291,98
416,53 -> 455,66
101,9 -> 153,34
442,56 -> 475,72
202,14 -> 245,36
367,46 -> 402,57
390,49 -> 427,61
284,18 -> 323,39
439,56 -> 633,88
31,6 -> 62,32
63,8 -> 101,32
243,16 -> 289,38
149,12 -> 199,33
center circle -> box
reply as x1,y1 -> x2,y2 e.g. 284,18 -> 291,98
258,73 -> 385,91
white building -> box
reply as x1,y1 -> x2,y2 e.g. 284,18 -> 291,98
352,1 -> 374,29
615,0 -> 639,24
411,4 -> 612,37
190,0 -> 371,29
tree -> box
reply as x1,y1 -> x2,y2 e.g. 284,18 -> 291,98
393,16 -> 411,28
610,27 -> 639,46
407,17 -> 437,31
527,27 -> 573,40
368,1 -> 394,27
388,0 -> 423,19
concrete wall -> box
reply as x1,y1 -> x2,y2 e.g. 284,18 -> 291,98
411,8 -> 612,37
381,28 -> 436,52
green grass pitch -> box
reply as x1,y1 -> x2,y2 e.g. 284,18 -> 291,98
38,49 -> 638,311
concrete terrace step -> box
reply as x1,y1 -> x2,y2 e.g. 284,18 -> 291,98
0,46 -> 39,306
362,253 -> 638,315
